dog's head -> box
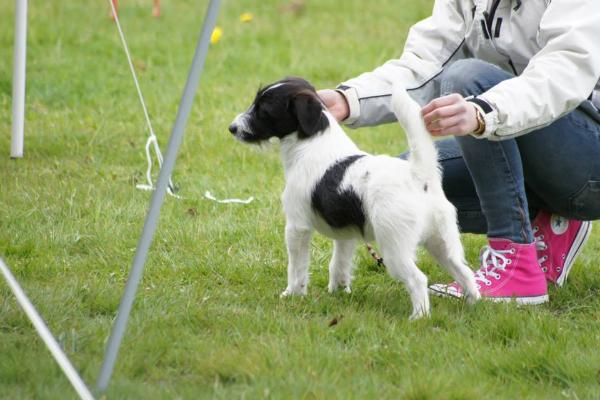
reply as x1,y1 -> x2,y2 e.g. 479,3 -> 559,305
228,77 -> 329,143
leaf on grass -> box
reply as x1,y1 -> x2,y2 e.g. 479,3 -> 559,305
134,59 -> 147,72
328,315 -> 343,327
240,12 -> 253,23
187,207 -> 198,216
279,0 -> 306,15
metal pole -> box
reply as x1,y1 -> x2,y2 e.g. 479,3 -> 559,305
95,0 -> 221,392
0,258 -> 95,400
11,0 -> 27,158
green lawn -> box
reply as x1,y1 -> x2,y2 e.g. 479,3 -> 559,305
1,1 -> 600,399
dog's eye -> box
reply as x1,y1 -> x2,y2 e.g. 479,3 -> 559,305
256,104 -> 273,119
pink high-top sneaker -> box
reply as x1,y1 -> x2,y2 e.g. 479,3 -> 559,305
430,239 -> 548,305
532,211 -> 592,286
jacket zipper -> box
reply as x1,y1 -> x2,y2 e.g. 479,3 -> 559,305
483,0 -> 501,39
482,0 -> 519,76
513,0 -> 522,11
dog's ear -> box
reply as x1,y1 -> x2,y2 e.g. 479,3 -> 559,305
293,93 -> 328,138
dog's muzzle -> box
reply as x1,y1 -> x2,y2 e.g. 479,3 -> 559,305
229,113 -> 253,141
228,123 -> 239,135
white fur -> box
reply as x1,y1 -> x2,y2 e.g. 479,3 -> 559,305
240,84 -> 481,319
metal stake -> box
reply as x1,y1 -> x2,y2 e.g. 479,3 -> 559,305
95,0 -> 221,392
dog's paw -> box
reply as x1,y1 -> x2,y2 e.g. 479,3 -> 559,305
280,286 -> 306,297
327,283 -> 352,294
409,307 -> 431,321
328,275 -> 352,294
465,289 -> 481,305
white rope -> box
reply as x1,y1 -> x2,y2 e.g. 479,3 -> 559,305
107,1 -> 253,205
107,0 -> 176,196
204,191 -> 254,204
0,258 -> 95,400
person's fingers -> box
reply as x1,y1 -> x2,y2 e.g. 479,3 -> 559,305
429,117 -> 476,137
421,93 -> 463,116
422,104 -> 463,125
421,96 -> 480,137
429,124 -> 463,137
426,114 -> 464,130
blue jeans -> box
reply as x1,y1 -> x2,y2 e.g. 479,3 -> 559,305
404,59 -> 600,243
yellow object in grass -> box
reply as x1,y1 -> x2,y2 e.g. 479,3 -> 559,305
211,26 -> 223,44
240,12 -> 253,23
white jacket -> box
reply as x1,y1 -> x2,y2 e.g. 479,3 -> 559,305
338,0 -> 600,139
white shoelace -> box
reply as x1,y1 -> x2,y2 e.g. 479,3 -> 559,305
533,226 -> 549,272
474,246 -> 515,287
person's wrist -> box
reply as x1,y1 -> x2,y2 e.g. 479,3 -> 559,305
317,89 -> 350,122
471,106 -> 486,136
466,97 -> 494,138
332,89 -> 350,121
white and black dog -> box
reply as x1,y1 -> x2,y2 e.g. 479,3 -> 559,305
229,77 -> 480,319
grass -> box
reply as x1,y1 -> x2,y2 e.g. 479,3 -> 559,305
1,0 -> 600,399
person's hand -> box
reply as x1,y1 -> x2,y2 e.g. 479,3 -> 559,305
421,94 -> 479,137
317,89 -> 349,122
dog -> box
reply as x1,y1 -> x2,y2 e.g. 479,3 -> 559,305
228,77 -> 480,319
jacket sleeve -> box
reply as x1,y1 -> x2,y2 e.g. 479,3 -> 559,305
338,0 -> 467,128
476,0 -> 600,140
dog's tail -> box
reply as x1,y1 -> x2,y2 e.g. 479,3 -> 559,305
391,83 -> 441,186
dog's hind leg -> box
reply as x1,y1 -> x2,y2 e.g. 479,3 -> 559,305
424,202 -> 481,304
281,224 -> 313,297
376,231 -> 430,320
385,255 -> 430,320
328,239 -> 357,293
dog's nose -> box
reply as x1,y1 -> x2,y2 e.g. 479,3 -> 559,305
228,123 -> 238,135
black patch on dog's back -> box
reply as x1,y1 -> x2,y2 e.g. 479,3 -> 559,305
311,155 -> 366,233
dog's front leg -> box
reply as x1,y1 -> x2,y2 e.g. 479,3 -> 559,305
328,239 -> 357,293
281,225 -> 312,297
